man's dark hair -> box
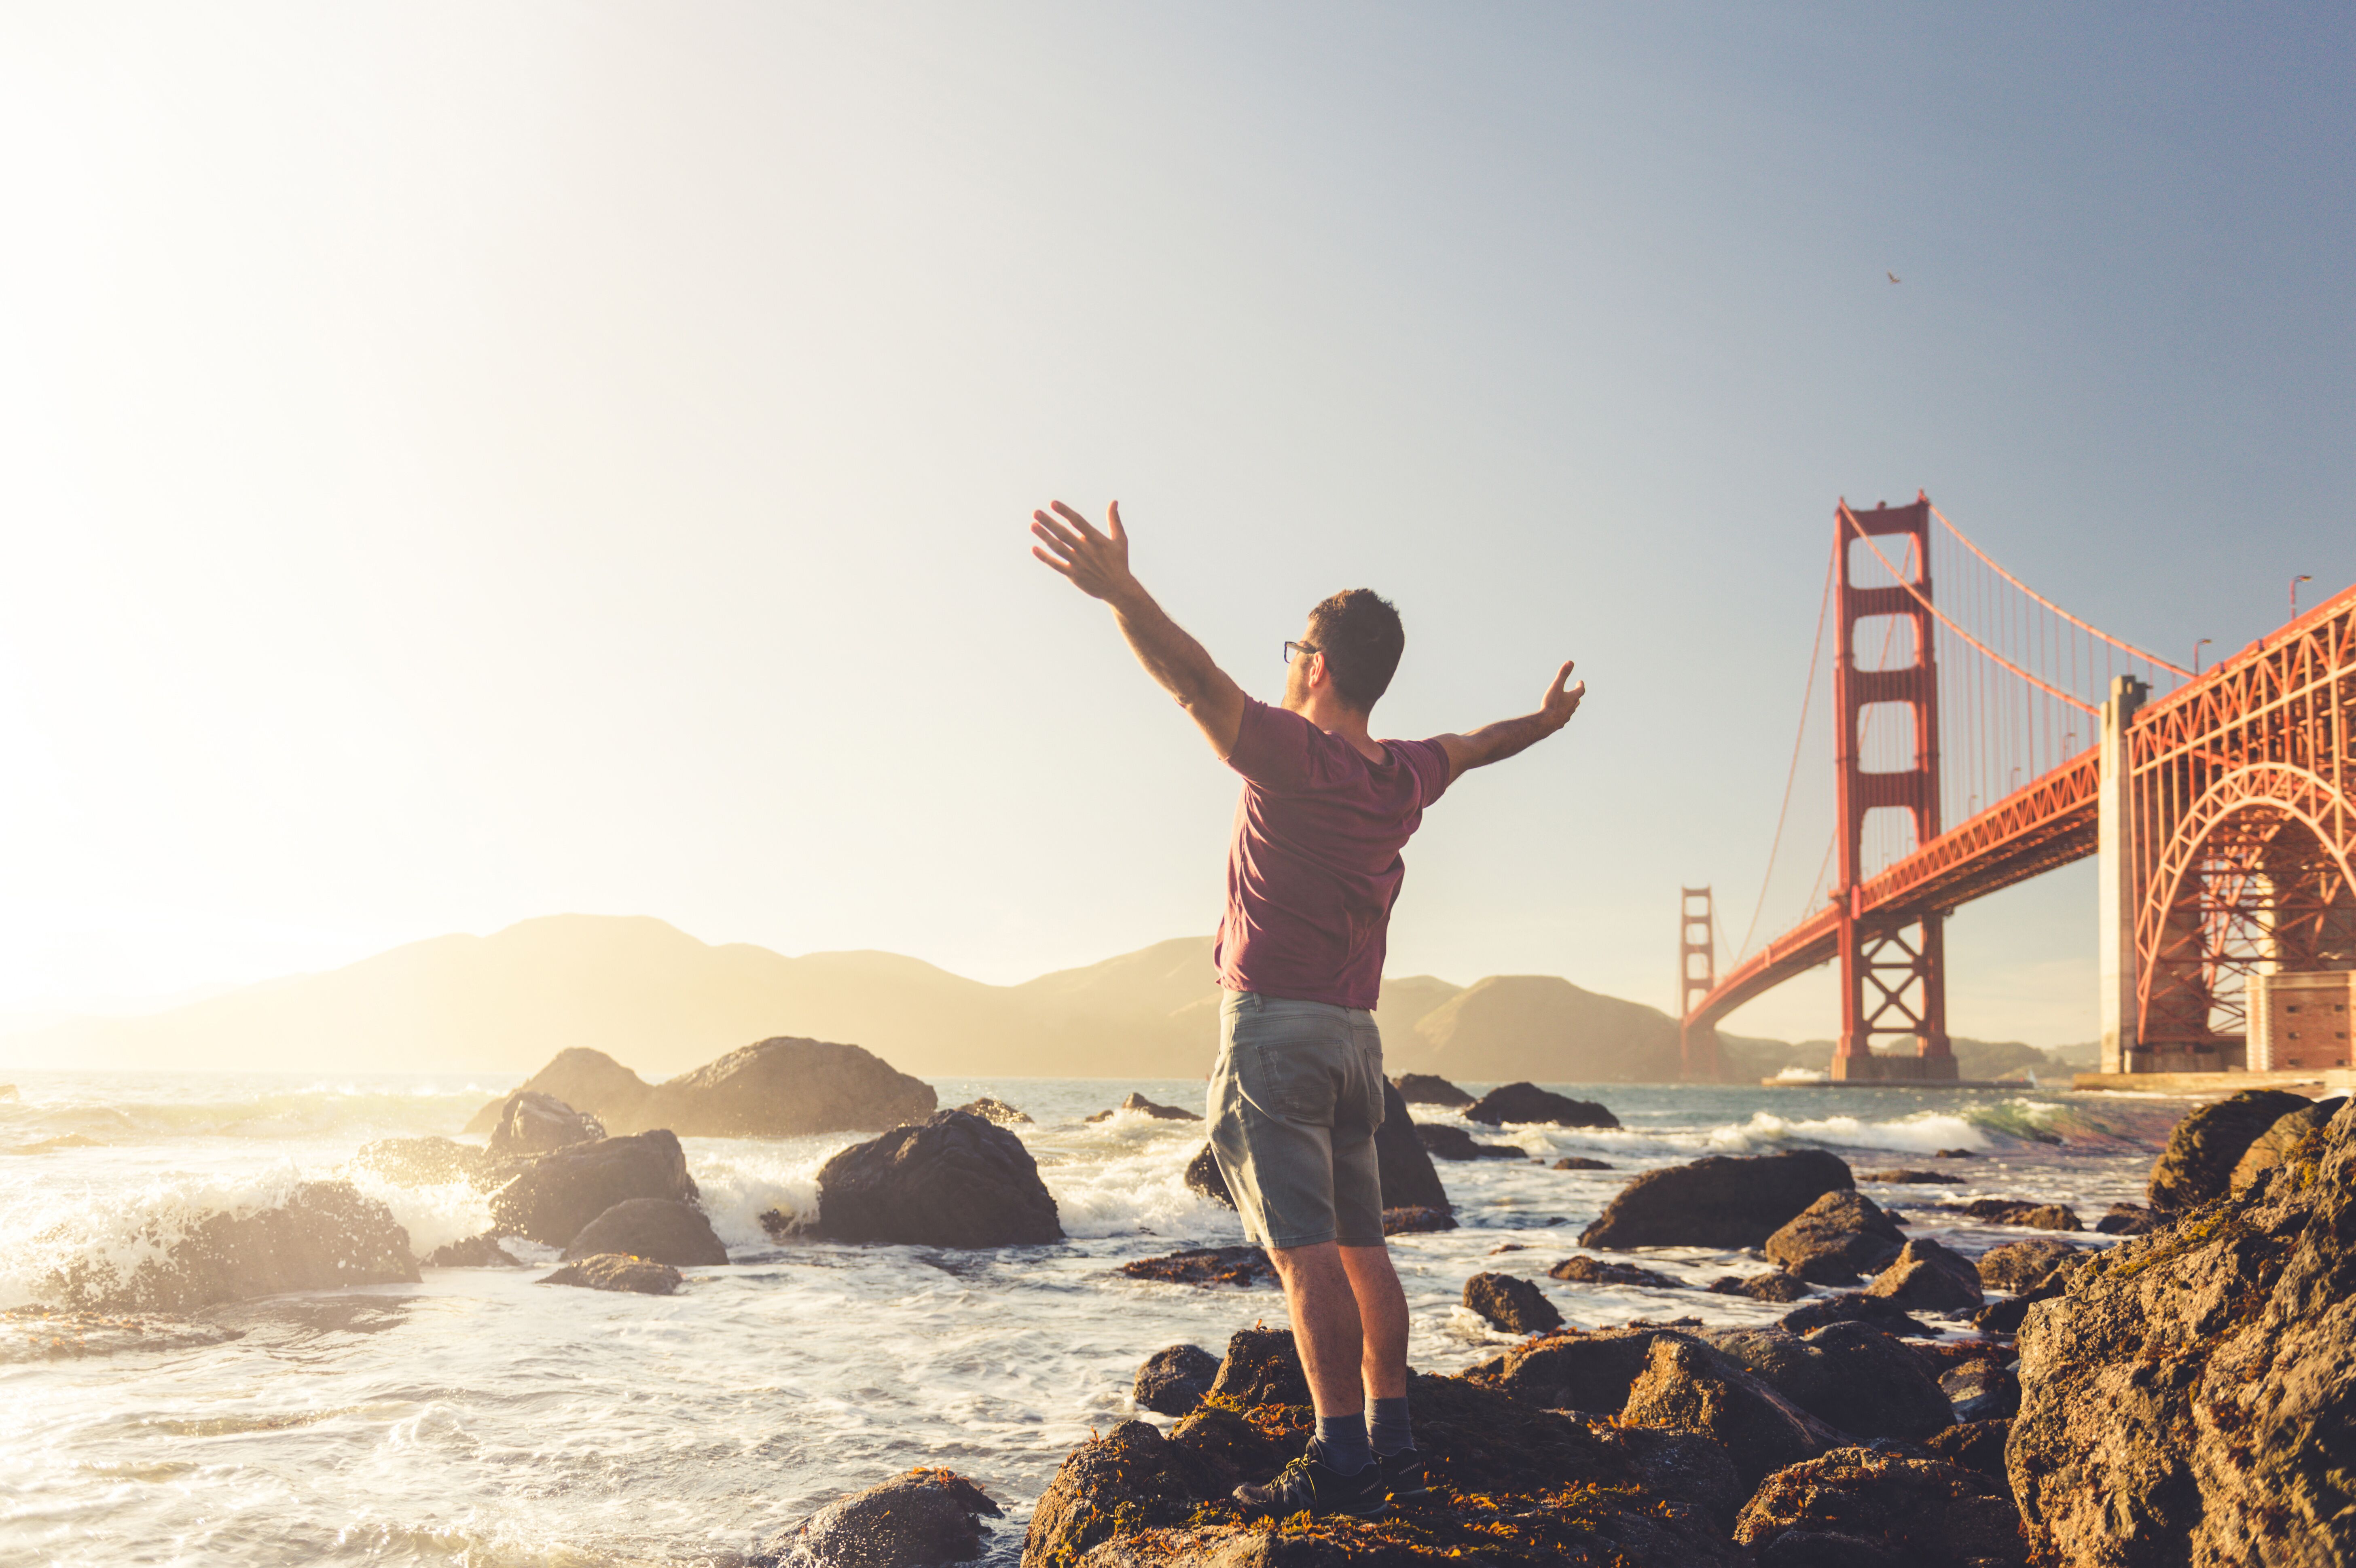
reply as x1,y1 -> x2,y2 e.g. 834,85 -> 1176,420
1306,588 -> 1405,712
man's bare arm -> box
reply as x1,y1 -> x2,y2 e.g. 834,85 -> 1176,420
1031,500 -> 1248,757
1435,660 -> 1585,785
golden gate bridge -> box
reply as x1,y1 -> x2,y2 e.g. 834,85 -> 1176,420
1680,493 -> 2356,1085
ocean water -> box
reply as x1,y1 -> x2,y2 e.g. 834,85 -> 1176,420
0,1071 -> 2195,1566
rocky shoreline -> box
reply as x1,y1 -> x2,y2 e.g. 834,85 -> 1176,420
17,1045 -> 2348,1565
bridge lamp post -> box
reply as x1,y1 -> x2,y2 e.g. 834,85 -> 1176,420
2193,638 -> 2213,675
2292,575 -> 2314,620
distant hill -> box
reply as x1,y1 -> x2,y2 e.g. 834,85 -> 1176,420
13,912 -> 1841,1082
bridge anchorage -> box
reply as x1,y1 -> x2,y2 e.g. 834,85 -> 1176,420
1683,492 -> 2356,1087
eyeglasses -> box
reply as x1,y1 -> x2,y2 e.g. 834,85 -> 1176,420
1283,640 -> 1320,666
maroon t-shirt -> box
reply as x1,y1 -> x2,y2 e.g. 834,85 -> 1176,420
1213,698 -> 1453,1010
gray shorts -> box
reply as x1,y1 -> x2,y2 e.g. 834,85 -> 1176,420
1206,990 -> 1388,1250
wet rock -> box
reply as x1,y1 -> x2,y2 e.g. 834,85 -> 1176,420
1416,1125 -> 1524,1161
1856,1168 -> 1963,1184
2009,1096 -> 2356,1564
1780,1293 -> 1935,1338
1548,1256 -> 1681,1289
1390,1073 -> 1473,1107
354,1136 -> 485,1187
1464,1082 -> 1620,1128
1923,1418 -> 2010,1486
1969,1272 -> 2066,1335
752,1467 -> 1001,1568
1954,1199 -> 2081,1232
1552,1155 -> 1614,1171
1119,1246 -> 1273,1288
1372,1080 -> 1451,1212
483,1090 -> 605,1161
2144,1085 -> 2314,1210
1579,1149 -> 1854,1250
45,1180 -> 420,1314
1938,1359 -> 2018,1423
954,1096 -> 1032,1127
425,1232 -> 522,1268
536,1253 -> 681,1295
1085,1092 -> 1200,1123
1710,1322 -> 1956,1443
1163,1400 -> 1303,1496
2092,1202 -> 2165,1235
1932,1148 -> 1976,1159
1736,1447 -> 2027,1568
1381,1204 -> 1457,1234
1709,1270 -> 1812,1302
1555,1412 -> 1748,1531
1971,1239 -> 2084,1294
471,1041 -> 938,1139
0,1304 -> 245,1362
1183,1144 -> 1234,1208
1865,1239 -> 1983,1313
562,1197 -> 728,1267
1764,1191 -> 1907,1285
1205,1325 -> 1314,1409
817,1110 -> 1062,1247
1464,1272 -> 1563,1334
489,1130 -> 698,1248
1619,1334 -> 1844,1487
758,1207 -> 797,1240
1022,1420 -> 1214,1568
1132,1344 -> 1221,1417
2227,1099 -> 2335,1195
1482,1327 -> 1687,1413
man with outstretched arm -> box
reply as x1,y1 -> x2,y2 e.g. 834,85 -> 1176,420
1029,499 -> 1584,1519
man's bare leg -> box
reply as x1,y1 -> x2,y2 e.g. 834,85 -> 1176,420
1337,1243 -> 1409,1401
1267,1242 -> 1365,1418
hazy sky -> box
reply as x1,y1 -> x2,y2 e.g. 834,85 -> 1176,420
2,4 -> 2349,1045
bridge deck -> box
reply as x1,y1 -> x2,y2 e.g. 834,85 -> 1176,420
1692,750 -> 2100,1030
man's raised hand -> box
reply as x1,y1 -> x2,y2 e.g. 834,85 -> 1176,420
1542,660 -> 1586,731
1031,500 -> 1136,603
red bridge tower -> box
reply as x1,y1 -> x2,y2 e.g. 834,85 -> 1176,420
1831,496 -> 1955,1081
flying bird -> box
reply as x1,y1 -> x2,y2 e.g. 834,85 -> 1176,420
1888,271 -> 1901,284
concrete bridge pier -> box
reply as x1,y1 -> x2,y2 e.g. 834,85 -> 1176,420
2097,675 -> 2147,1075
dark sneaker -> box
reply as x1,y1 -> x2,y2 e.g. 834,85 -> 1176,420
1231,1453 -> 1387,1519
1377,1447 -> 1430,1505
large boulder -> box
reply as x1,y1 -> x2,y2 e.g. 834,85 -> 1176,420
1391,1072 -> 1473,1107
1709,1322 -> 1954,1443
1736,1448 -> 2028,1568
483,1090 -> 604,1161
1954,1198 -> 2082,1232
1709,1270 -> 1812,1303
2227,1099 -> 2336,1195
1483,1327 -> 1683,1414
1619,1334 -> 1845,1488
45,1181 -> 419,1314
953,1096 -> 1031,1127
1580,1149 -> 1854,1250
1549,1255 -> 1681,1289
1464,1081 -> 1620,1128
817,1111 -> 1062,1247
1373,1079 -> 1451,1211
751,1467 -> 1000,1568
1764,1191 -> 1907,1284
561,1198 -> 728,1266
469,1041 -> 938,1139
489,1130 -> 698,1247
1464,1272 -> 1564,1334
1029,1370 -> 1754,1568
1132,1344 -> 1220,1417
2145,1086 -> 2314,1210
2009,1091 -> 2356,1565
1973,1238 -> 2085,1294
538,1253 -> 681,1295
1865,1238 -> 1983,1314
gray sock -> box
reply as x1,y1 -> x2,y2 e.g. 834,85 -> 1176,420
1311,1413 -> 1372,1475
1368,1395 -> 1413,1456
